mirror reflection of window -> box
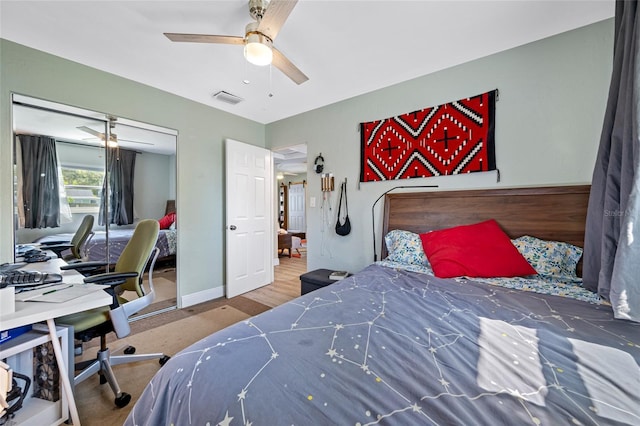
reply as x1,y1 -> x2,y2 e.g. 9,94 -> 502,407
61,166 -> 104,213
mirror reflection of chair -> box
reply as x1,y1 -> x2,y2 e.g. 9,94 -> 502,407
57,219 -> 170,408
39,214 -> 95,261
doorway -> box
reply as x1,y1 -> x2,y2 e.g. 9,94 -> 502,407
273,144 -> 308,263
273,143 -> 307,233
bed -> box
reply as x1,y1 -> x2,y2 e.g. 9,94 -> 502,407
126,185 -> 639,425
83,227 -> 176,264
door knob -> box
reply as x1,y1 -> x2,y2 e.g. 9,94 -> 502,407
229,225 -> 237,230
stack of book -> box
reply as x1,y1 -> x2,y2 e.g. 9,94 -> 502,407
329,271 -> 349,281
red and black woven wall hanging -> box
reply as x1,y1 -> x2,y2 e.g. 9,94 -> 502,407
360,90 -> 497,183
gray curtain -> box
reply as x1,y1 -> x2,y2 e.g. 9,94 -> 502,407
99,147 -> 136,226
17,135 -> 61,228
583,0 -> 640,322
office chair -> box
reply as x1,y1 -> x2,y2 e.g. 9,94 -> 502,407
57,219 -> 170,408
39,214 -> 95,261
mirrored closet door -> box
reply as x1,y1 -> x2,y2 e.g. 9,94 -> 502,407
12,94 -> 178,318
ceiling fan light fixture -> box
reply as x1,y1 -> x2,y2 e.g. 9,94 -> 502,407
107,134 -> 118,148
244,32 -> 273,66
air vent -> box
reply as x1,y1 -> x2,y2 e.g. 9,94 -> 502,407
212,91 -> 244,105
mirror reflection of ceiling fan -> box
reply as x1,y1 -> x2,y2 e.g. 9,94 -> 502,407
77,116 -> 153,147
164,0 -> 308,85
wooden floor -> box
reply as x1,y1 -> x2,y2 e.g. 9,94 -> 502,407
142,253 -> 306,314
242,255 -> 307,307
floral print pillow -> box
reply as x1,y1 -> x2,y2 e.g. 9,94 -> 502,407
511,235 -> 583,280
384,230 -> 431,268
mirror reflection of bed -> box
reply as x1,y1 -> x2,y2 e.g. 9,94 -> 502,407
12,95 -> 178,319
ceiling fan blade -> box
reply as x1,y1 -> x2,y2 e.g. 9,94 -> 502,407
77,126 -> 105,139
272,48 -> 308,85
257,0 -> 298,41
164,33 -> 244,45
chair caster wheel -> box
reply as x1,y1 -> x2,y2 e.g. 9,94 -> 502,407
115,392 -> 131,408
99,374 -> 107,385
159,355 -> 170,366
124,346 -> 136,355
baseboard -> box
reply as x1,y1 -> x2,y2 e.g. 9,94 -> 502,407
181,285 -> 224,308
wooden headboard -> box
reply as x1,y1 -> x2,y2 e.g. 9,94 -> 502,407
165,200 -> 176,215
381,185 -> 590,259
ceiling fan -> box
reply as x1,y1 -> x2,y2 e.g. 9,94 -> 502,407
77,117 -> 153,147
164,0 -> 308,85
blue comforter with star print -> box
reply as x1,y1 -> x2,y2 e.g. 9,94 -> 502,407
126,264 -> 640,425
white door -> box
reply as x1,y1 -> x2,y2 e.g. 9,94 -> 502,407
288,183 -> 306,231
225,139 -> 273,297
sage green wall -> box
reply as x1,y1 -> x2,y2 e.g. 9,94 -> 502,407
283,173 -> 307,186
131,151 -> 173,223
0,39 -> 265,304
266,19 -> 614,274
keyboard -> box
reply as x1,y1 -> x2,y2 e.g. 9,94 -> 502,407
0,263 -> 25,274
0,270 -> 63,288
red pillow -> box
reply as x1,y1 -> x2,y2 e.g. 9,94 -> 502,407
158,212 -> 176,230
420,219 -> 537,278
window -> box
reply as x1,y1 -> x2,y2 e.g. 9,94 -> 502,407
61,167 -> 103,213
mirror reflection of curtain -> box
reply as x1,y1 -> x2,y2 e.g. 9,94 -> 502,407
16,135 -> 69,228
99,147 -> 137,226
583,1 -> 640,322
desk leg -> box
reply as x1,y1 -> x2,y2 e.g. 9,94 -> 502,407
47,318 -> 81,426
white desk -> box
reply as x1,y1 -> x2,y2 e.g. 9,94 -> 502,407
0,258 -> 112,426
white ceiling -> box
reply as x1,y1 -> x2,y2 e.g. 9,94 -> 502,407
0,1 -> 614,125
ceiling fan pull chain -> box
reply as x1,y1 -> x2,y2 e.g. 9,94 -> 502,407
268,65 -> 274,98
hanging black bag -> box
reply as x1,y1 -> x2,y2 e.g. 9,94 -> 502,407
335,181 -> 351,236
